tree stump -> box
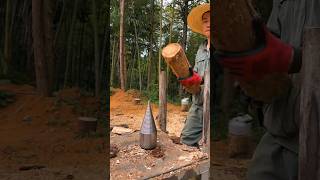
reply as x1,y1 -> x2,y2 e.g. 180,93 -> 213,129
78,117 -> 97,133
133,98 -> 141,105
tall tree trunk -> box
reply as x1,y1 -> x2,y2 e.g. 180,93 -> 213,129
179,0 -> 189,97
100,23 -> 109,93
147,0 -> 155,92
128,45 -> 135,89
54,0 -> 66,45
119,0 -> 126,90
110,39 -> 117,87
23,1 -> 34,81
167,2 -> 175,93
181,0 -> 188,50
124,45 -> 127,88
3,0 -> 11,75
32,0 -> 54,96
91,0 -> 100,97
76,22 -> 85,87
64,0 -> 78,88
44,0 -> 55,94
158,0 -> 163,78
134,21 -> 142,93
71,25 -> 77,86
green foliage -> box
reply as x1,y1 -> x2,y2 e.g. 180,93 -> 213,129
143,82 -> 159,103
111,0 -> 208,101
0,0 -> 110,95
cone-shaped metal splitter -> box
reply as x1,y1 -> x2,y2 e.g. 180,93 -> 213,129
140,100 -> 157,150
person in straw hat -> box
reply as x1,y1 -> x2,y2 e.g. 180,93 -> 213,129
179,3 -> 210,147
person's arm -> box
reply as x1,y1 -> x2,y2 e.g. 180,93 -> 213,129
267,1 -> 302,74
178,48 -> 202,93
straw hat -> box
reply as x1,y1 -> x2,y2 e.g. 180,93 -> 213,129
187,3 -> 210,35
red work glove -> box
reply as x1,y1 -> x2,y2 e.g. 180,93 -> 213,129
178,67 -> 202,87
214,25 -> 293,83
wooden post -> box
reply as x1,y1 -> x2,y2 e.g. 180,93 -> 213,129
202,69 -> 210,153
299,27 -> 320,180
159,71 -> 167,132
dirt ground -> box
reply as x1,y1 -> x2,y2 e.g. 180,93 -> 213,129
0,83 -> 107,180
212,141 -> 250,180
110,88 -> 188,137
110,131 -> 208,179
110,88 -> 250,180
0,83 -> 251,180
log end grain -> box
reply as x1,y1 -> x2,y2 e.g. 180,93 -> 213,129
162,43 -> 181,59
162,43 -> 190,78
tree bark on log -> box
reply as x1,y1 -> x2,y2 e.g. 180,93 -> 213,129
212,0 -> 258,52
299,27 -> 320,180
212,0 -> 291,103
162,43 -> 200,94
162,43 -> 190,78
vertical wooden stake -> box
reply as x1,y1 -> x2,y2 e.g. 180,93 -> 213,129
159,71 -> 167,132
299,27 -> 320,180
202,69 -> 210,153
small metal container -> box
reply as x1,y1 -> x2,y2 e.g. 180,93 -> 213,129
181,98 -> 190,112
140,101 -> 157,150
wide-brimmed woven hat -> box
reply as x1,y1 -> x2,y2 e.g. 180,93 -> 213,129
187,3 -> 210,35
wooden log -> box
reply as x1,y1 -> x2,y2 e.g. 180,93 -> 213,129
78,117 -> 97,133
159,71 -> 167,132
212,0 -> 258,52
162,43 -> 190,78
299,27 -> 320,180
162,43 -> 200,94
212,0 -> 291,103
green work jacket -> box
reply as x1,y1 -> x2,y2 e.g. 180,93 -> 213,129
192,41 -> 210,106
264,0 -> 320,153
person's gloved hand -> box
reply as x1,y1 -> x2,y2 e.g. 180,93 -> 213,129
214,24 -> 293,83
178,67 -> 202,87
